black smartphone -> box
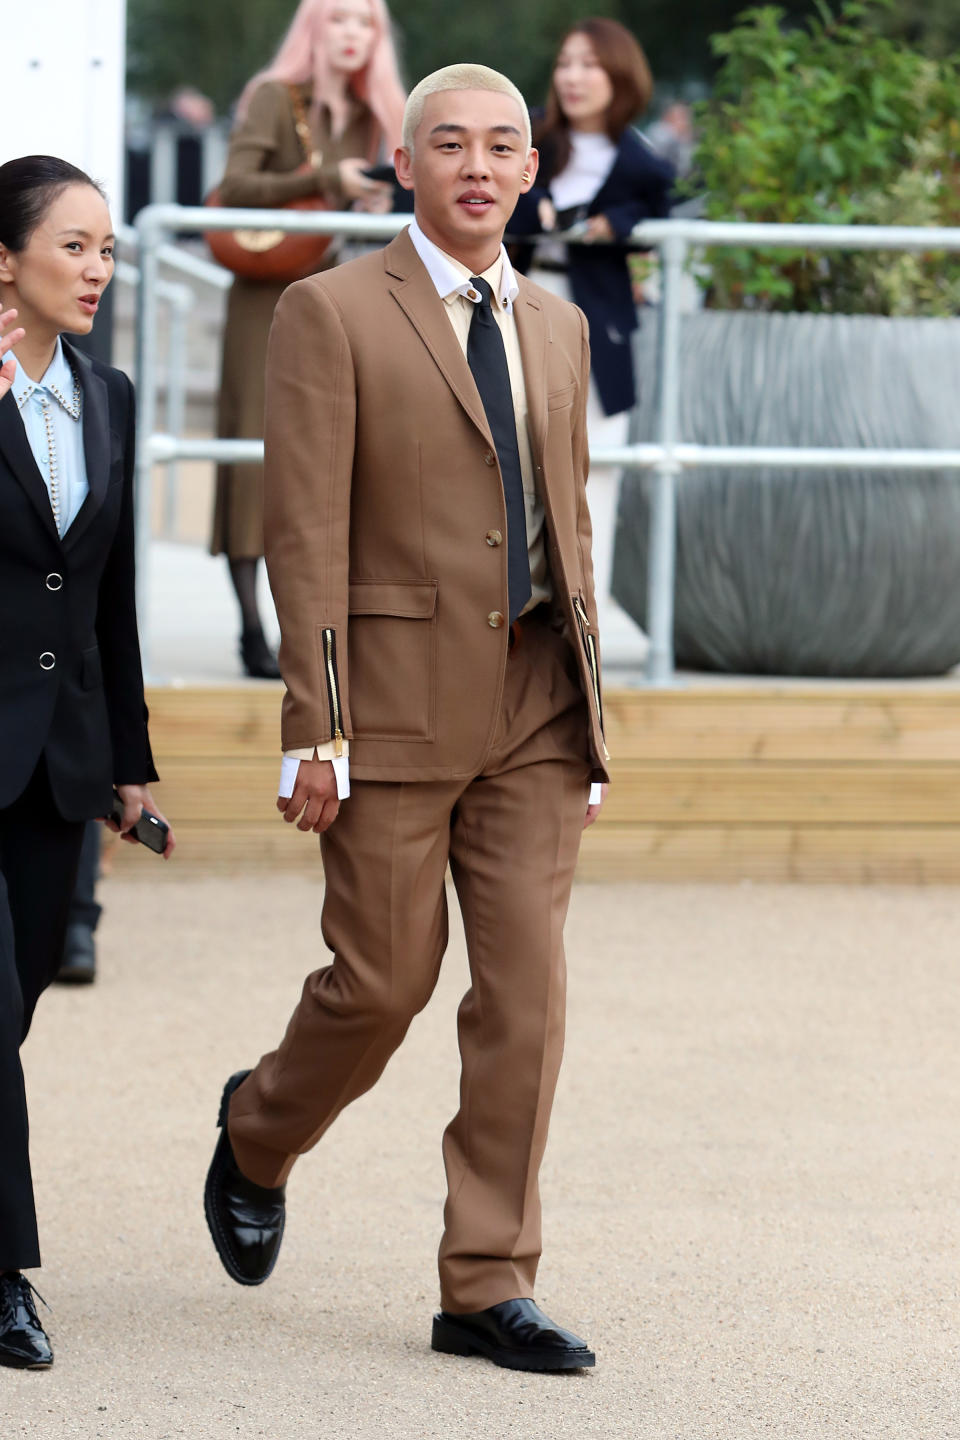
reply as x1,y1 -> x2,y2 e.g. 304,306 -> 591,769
109,790 -> 168,854
362,164 -> 398,184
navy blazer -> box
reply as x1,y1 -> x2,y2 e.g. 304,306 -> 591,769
509,125 -> 674,416
0,341 -> 156,819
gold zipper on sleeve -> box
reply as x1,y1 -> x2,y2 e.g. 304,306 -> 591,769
585,632 -> 604,735
572,595 -> 604,737
322,627 -> 344,757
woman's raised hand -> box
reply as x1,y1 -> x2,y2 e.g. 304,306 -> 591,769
337,156 -> 391,206
0,309 -> 25,400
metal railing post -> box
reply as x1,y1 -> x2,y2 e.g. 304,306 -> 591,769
134,210 -> 163,678
162,284 -> 191,537
645,231 -> 686,686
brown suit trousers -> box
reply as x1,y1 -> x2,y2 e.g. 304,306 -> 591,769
229,613 -> 591,1311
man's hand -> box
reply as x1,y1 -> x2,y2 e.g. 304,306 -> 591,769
583,783 -> 608,830
108,784 -> 176,858
277,757 -> 340,833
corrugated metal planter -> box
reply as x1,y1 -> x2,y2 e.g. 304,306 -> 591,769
613,311 -> 960,676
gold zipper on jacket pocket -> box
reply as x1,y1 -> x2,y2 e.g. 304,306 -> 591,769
572,595 -> 604,738
322,627 -> 344,757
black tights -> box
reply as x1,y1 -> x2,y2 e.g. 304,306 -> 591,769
228,557 -> 265,635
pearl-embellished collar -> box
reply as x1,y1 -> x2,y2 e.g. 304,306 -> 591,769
10,337 -> 83,421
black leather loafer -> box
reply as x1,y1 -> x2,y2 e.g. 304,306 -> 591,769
204,1070 -> 286,1286
0,1272 -> 53,1369
432,1298 -> 595,1371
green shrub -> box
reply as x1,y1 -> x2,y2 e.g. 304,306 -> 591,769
693,1 -> 960,314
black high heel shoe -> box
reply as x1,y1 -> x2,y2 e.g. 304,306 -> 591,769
240,627 -> 281,680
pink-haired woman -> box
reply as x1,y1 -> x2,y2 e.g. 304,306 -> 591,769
210,0 -> 406,677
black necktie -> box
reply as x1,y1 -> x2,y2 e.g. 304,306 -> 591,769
466,277 -> 532,622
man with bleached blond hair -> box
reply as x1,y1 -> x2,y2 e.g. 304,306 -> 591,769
203,63 -> 609,1372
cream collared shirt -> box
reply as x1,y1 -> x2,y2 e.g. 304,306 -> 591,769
406,218 -> 550,613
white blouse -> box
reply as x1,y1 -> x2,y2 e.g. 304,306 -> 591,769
549,131 -> 618,213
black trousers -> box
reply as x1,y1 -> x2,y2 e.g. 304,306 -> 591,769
0,758 -> 85,1270
70,821 -> 103,934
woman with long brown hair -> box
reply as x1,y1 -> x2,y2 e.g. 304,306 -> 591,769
513,18 -> 673,418
211,0 -> 405,677
510,18 -> 673,653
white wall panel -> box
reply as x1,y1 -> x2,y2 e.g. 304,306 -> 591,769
5,1 -> 127,217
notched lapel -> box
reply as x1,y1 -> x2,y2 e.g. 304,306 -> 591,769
63,344 -> 111,550
514,287 -> 549,467
0,391 -> 61,543
385,231 -> 493,445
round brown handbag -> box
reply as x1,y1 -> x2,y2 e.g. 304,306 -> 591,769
204,85 -> 334,283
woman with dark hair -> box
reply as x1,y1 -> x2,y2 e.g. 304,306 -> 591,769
509,18 -> 674,652
0,155 -> 173,1369
210,0 -> 406,677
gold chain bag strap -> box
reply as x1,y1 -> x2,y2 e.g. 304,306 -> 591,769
204,84 -> 333,282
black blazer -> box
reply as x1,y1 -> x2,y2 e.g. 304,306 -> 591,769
509,125 -> 674,416
0,341 -> 156,820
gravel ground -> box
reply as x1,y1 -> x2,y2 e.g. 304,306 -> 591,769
3,874 -> 960,1439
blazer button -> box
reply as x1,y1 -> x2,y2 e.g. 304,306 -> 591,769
39,652 -> 56,671
487,611 -> 505,628
46,572 -> 64,591
483,451 -> 497,467
485,530 -> 503,547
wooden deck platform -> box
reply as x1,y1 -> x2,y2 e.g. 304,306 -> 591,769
128,681 -> 960,881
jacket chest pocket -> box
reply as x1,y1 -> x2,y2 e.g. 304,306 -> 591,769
347,580 -> 438,742
547,382 -> 576,411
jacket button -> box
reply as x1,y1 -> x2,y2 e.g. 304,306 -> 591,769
39,652 -> 56,671
487,611 -> 505,629
46,573 -> 63,591
485,530 -> 502,547
483,451 -> 496,467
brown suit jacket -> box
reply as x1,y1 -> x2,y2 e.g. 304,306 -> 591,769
263,227 -> 609,783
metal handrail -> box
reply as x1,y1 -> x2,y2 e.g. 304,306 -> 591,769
114,258 -> 192,530
133,203 -> 960,681
117,221 -> 233,291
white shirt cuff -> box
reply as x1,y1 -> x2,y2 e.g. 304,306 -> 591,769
278,753 -> 351,800
279,755 -> 591,807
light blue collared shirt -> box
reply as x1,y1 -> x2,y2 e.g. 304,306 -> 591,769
11,338 -> 88,536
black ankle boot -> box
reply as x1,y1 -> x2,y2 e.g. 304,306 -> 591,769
240,628 -> 281,680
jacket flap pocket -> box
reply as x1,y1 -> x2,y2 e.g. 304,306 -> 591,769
348,580 -> 437,619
